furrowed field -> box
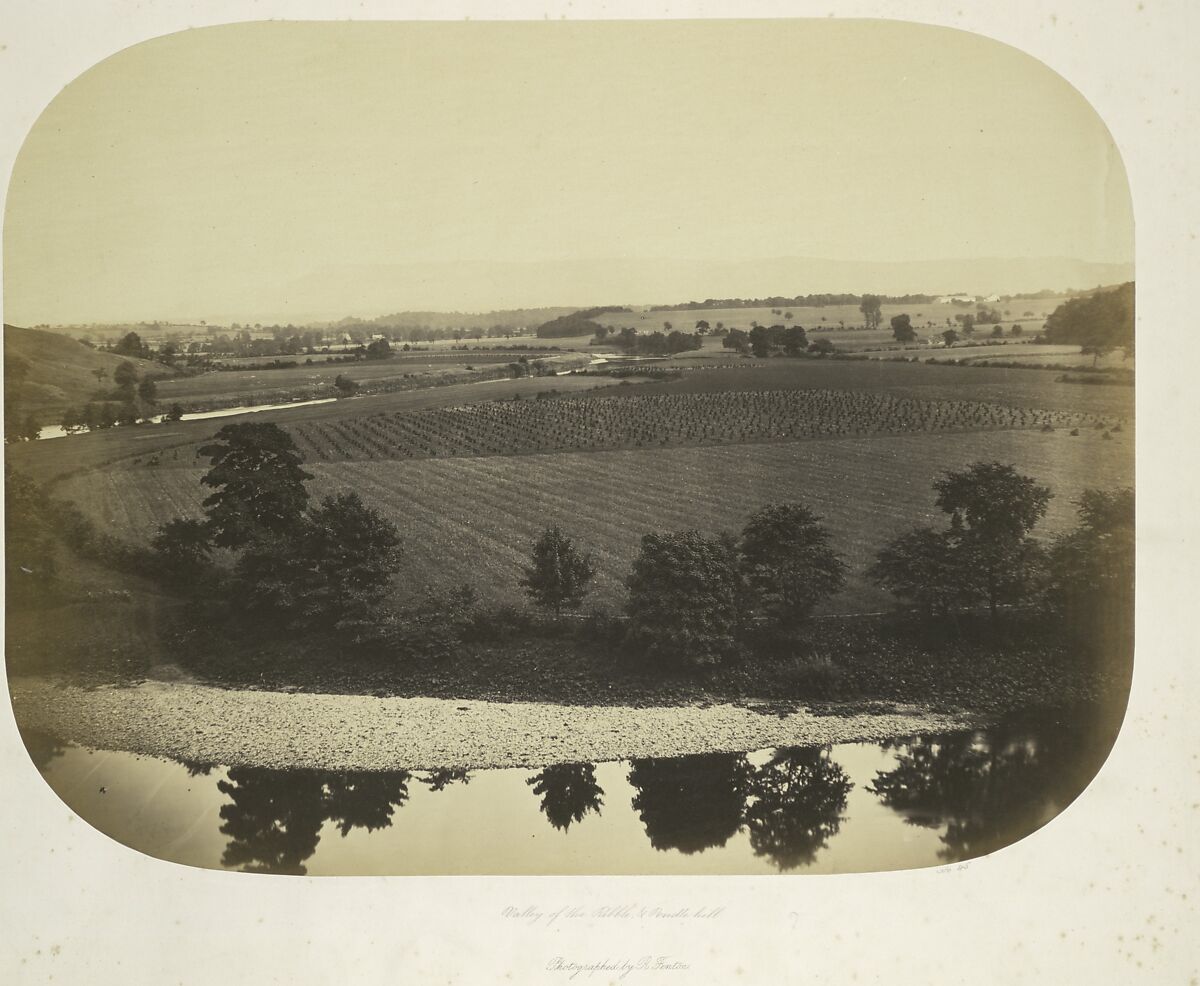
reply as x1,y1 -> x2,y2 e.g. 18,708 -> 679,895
282,389 -> 1123,462
59,427 -> 1132,615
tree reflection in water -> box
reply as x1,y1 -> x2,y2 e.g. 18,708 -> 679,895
420,768 -> 471,792
527,763 -> 605,831
324,771 -> 413,835
215,766 -> 461,873
744,747 -> 852,871
16,727 -> 67,771
217,768 -> 329,875
628,753 -> 752,854
868,712 -> 1117,862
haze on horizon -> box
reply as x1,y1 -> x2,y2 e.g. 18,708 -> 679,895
3,19 -> 1133,326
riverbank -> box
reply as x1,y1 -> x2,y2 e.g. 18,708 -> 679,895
8,676 -> 975,772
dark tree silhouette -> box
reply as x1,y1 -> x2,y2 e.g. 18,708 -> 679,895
420,768 -> 472,792
625,531 -> 745,666
743,747 -> 852,870
628,753 -> 751,854
527,762 -> 605,831
324,771 -> 413,835
934,462 -> 1051,620
520,526 -> 595,616
890,313 -> 917,344
217,768 -> 328,874
868,715 -> 1118,862
199,423 -> 313,548
740,503 -> 846,629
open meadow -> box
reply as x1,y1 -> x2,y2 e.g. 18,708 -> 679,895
593,298 -> 1067,335
56,427 -> 1132,616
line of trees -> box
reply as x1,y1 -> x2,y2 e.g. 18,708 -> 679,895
515,463 -> 1131,667
12,418 -> 1127,678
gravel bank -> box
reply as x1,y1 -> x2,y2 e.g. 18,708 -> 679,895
8,676 -> 974,771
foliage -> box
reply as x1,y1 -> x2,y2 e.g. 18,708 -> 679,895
535,313 -> 606,338
890,313 -> 917,344
721,328 -> 751,354
625,531 -> 745,666
739,503 -> 846,628
526,763 -> 604,831
867,526 -> 963,618
230,491 -> 401,629
860,295 -> 883,329
1042,282 -> 1134,357
199,422 -> 314,548
743,747 -> 851,870
3,354 -> 41,443
933,462 -> 1052,618
628,753 -> 752,853
520,526 -> 595,615
5,471 -> 59,595
390,583 -> 479,660
1044,488 -> 1134,647
112,331 -> 152,359
151,518 -> 214,584
365,338 -> 392,359
747,324 -> 808,358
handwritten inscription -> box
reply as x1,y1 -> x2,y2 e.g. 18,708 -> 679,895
501,904 -> 725,927
546,956 -> 690,979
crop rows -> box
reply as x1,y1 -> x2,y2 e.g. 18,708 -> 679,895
61,428 -> 1133,615
283,389 -> 1124,463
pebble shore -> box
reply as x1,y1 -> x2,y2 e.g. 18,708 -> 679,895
8,676 -> 975,771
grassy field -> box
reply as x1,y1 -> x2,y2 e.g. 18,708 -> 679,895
5,372 -> 621,485
576,358 -> 1134,418
593,299 -> 1066,335
57,427 -> 1132,616
153,351 -> 589,406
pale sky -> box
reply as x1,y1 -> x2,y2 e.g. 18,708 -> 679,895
3,19 -> 1133,325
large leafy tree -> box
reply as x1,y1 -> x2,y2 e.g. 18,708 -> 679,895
1042,282 -> 1134,360
890,313 -> 917,344
1044,488 -> 1134,647
625,531 -> 745,666
520,526 -> 595,616
740,503 -> 846,629
199,422 -> 313,547
867,526 -> 964,619
859,294 -> 883,329
232,492 -> 401,628
932,462 -> 1051,619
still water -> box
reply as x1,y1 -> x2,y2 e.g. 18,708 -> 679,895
19,712 -> 1118,876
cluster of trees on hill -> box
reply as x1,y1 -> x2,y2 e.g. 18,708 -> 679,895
535,313 -> 607,338
58,359 -> 183,433
591,326 -> 704,355
1042,282 -> 1134,361
720,324 -> 836,357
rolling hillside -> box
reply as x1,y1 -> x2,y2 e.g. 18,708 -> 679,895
3,325 -> 176,424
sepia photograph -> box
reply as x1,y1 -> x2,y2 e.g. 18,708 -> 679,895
1,16 -> 1139,882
